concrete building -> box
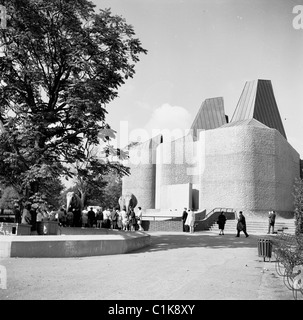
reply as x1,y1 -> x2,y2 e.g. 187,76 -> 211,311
122,80 -> 301,218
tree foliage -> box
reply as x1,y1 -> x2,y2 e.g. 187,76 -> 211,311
293,178 -> 303,235
59,170 -> 122,209
0,185 -> 20,209
0,0 -> 147,199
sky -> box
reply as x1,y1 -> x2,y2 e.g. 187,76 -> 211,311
93,0 -> 303,157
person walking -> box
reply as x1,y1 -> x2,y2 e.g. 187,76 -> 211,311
236,211 -> 249,237
217,211 -> 227,235
182,208 -> 188,232
267,210 -> 276,234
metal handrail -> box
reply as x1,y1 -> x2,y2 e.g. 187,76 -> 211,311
203,207 -> 234,221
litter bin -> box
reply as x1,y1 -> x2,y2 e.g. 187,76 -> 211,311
258,238 -> 272,262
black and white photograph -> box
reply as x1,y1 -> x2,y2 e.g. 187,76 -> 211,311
0,0 -> 303,305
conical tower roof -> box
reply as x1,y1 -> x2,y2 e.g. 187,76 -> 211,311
191,97 -> 227,137
231,79 -> 286,139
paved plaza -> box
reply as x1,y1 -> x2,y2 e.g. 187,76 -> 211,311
0,231 -> 295,300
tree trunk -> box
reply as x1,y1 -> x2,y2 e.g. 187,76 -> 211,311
78,188 -> 86,212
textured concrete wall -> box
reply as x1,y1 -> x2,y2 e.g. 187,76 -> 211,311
122,139 -> 158,210
122,163 -> 156,210
155,134 -> 200,209
122,124 -> 300,219
157,135 -> 196,186
199,125 -> 300,218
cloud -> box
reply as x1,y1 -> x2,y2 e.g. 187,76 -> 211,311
143,103 -> 192,141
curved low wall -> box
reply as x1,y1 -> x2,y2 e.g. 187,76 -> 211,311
0,230 -> 151,258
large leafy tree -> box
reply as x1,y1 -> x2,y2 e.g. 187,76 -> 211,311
0,0 -> 147,199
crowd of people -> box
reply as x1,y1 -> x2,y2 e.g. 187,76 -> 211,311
13,200 -> 276,237
13,201 -> 145,232
13,201 -> 60,233
51,204 -> 144,232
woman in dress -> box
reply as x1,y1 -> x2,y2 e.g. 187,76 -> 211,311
185,209 -> 195,234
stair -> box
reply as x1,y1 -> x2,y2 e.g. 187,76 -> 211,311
209,219 -> 296,235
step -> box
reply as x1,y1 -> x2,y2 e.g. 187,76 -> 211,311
209,219 -> 295,234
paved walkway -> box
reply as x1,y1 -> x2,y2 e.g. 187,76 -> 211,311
0,231 -> 296,300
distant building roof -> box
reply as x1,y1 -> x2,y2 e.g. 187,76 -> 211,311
231,79 -> 287,139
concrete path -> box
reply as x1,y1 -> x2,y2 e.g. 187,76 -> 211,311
0,231 -> 296,300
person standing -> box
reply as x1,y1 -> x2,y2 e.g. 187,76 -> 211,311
217,211 -> 227,235
66,209 -> 74,227
236,211 -> 249,238
117,209 -> 123,230
121,206 -> 128,231
36,207 -> 44,235
81,209 -> 88,227
58,207 -> 67,227
21,203 -> 32,225
128,206 -> 137,231
182,208 -> 188,232
111,208 -> 119,229
87,207 -> 96,228
103,207 -> 111,228
136,207 -> 143,231
73,208 -> 81,227
30,203 -> 38,233
185,209 -> 195,234
13,204 -> 21,224
267,210 -> 276,234
96,209 -> 104,228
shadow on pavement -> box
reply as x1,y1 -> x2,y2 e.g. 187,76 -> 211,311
133,231 -> 263,254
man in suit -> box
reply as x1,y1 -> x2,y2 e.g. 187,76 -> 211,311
87,207 -> 96,228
